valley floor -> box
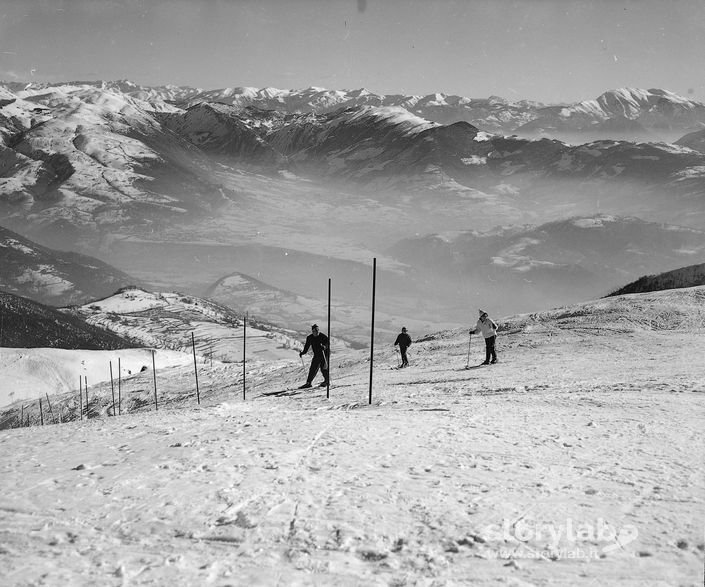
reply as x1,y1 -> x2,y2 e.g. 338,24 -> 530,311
1,292 -> 704,586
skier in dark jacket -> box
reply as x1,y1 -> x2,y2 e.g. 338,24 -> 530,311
299,324 -> 330,388
394,326 -> 412,368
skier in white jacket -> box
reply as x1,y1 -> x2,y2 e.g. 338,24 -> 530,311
470,309 -> 498,365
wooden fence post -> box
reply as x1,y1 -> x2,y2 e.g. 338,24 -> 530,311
45,393 -> 56,424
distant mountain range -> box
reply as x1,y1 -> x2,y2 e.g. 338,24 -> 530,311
1,81 -> 703,248
1,80 -> 704,327
7,81 -> 700,142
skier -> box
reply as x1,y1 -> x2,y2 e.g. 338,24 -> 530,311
298,324 -> 330,388
470,309 -> 498,365
394,326 -> 412,367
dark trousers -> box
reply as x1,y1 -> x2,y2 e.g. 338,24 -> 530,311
484,336 -> 497,363
399,346 -> 409,366
307,354 -> 329,384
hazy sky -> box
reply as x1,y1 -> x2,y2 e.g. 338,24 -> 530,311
0,0 -> 703,103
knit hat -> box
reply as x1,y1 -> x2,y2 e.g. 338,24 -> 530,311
312,324 -> 319,329
479,309 -> 487,317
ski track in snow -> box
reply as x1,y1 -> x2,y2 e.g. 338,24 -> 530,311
1,292 -> 704,586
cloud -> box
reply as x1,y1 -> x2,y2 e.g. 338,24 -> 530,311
0,69 -> 22,81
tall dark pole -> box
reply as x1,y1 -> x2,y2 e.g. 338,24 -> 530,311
327,278 -> 331,399
152,350 -> 158,411
78,376 -> 83,421
84,376 -> 88,419
243,313 -> 247,400
369,258 -> 376,405
192,332 -> 200,405
118,357 -> 122,415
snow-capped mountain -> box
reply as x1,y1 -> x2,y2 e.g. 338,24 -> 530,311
516,88 -> 705,143
0,83 -> 235,247
1,80 -> 704,328
0,225 -> 136,305
177,84 -> 705,142
2,80 -> 703,250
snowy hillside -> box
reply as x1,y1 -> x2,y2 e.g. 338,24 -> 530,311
71,287 -> 301,364
0,287 -> 307,407
0,290 -> 137,350
0,225 -> 136,305
0,287 -> 702,585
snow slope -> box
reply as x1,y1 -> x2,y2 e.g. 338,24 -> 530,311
0,347 -> 192,407
0,287 -> 703,585
73,287 -> 301,365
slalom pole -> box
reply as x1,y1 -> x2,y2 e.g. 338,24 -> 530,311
118,357 -> 122,415
84,376 -> 89,419
192,332 -> 200,405
151,350 -> 158,411
79,376 -> 83,421
327,278 -> 331,399
243,313 -> 247,400
369,258 -> 376,405
110,361 -> 116,416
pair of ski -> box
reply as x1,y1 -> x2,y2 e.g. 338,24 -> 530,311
261,383 -> 331,397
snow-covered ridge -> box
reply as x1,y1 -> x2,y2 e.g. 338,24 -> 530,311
343,106 -> 439,135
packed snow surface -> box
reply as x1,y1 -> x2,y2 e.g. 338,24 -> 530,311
0,288 -> 703,585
